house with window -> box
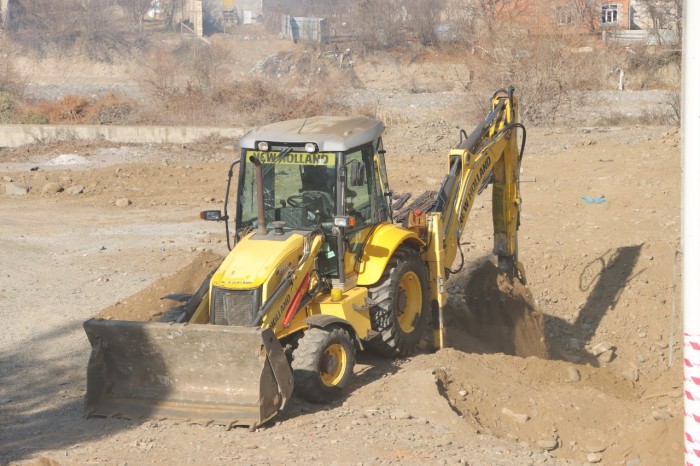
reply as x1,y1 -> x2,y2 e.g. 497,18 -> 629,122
495,0 -> 633,34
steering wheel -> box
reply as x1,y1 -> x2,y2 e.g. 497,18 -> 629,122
287,191 -> 335,218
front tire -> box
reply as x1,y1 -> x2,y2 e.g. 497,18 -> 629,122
366,246 -> 429,357
291,327 -> 356,403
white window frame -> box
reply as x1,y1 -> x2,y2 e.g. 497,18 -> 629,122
601,4 -> 619,24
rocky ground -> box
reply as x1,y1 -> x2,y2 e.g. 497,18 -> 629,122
0,37 -> 683,466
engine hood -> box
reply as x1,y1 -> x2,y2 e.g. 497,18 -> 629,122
211,231 -> 305,290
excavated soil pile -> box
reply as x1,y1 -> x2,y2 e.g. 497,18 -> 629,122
445,260 -> 549,359
429,348 -> 680,464
96,251 -> 223,321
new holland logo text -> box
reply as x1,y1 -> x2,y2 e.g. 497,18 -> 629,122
458,156 -> 492,225
269,294 -> 292,329
249,151 -> 336,166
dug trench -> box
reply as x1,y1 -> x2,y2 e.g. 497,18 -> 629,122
430,259 -> 679,464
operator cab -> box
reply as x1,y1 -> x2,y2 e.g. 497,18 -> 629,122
235,116 -> 392,285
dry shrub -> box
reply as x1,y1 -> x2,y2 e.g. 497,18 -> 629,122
141,45 -> 181,98
137,40 -> 349,126
668,90 -> 680,125
0,93 -> 16,123
33,95 -> 90,123
595,108 -> 676,126
622,46 -> 681,90
210,77 -> 347,126
0,93 -> 49,124
84,93 -> 138,125
26,93 -> 136,125
476,23 -> 602,125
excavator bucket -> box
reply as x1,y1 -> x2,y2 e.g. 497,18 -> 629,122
83,319 -> 294,428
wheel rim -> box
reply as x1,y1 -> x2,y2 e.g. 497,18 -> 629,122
319,342 -> 347,387
397,271 -> 422,333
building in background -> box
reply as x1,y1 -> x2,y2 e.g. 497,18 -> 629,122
493,0 -> 678,44
236,0 -> 262,24
496,0 -> 632,34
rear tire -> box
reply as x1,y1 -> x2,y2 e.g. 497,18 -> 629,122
366,246 -> 429,357
291,327 -> 356,403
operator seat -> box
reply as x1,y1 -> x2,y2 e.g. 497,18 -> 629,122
300,165 -> 334,193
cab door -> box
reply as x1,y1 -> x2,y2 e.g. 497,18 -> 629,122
342,141 -> 389,279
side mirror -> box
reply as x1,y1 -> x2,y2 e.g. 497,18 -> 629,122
200,210 -> 225,221
348,160 -> 366,187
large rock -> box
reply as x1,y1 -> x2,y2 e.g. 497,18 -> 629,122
5,182 -> 29,196
42,182 -> 63,195
66,185 -> 85,196
115,198 -> 132,208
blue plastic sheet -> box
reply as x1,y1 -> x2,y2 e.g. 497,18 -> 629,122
581,196 -> 606,204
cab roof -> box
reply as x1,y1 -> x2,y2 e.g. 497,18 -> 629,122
239,116 -> 384,152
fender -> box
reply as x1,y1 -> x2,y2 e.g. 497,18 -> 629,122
355,223 -> 424,286
305,314 -> 351,329
304,314 -> 364,349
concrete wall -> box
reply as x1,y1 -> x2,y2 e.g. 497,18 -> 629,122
281,15 -> 327,44
0,124 -> 245,148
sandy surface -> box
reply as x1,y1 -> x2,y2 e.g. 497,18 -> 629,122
0,38 -> 683,466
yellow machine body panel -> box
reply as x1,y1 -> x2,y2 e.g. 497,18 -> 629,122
274,286 -> 372,340
355,222 -> 424,286
211,232 -> 304,290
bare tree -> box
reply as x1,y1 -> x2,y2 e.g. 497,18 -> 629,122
350,0 -> 405,51
7,0 -> 140,60
635,0 -> 682,44
568,0 -> 599,32
477,0 -> 525,33
161,0 -> 185,31
117,0 -> 155,32
404,0 -> 445,46
442,0 -> 480,42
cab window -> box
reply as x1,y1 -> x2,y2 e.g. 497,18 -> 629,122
344,145 -> 376,229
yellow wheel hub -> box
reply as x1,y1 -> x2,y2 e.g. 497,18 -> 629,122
319,343 -> 347,387
397,271 -> 421,333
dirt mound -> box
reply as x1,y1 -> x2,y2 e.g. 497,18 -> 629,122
96,251 -> 223,321
445,260 -> 548,359
427,348 -> 680,465
253,50 -> 364,89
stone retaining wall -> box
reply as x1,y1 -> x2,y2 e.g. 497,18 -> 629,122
0,124 -> 245,148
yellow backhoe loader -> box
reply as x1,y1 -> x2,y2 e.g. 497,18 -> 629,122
83,87 -> 527,428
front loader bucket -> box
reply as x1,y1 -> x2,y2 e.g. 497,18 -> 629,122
83,319 -> 293,428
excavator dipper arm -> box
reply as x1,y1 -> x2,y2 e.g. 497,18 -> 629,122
424,87 -> 526,348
